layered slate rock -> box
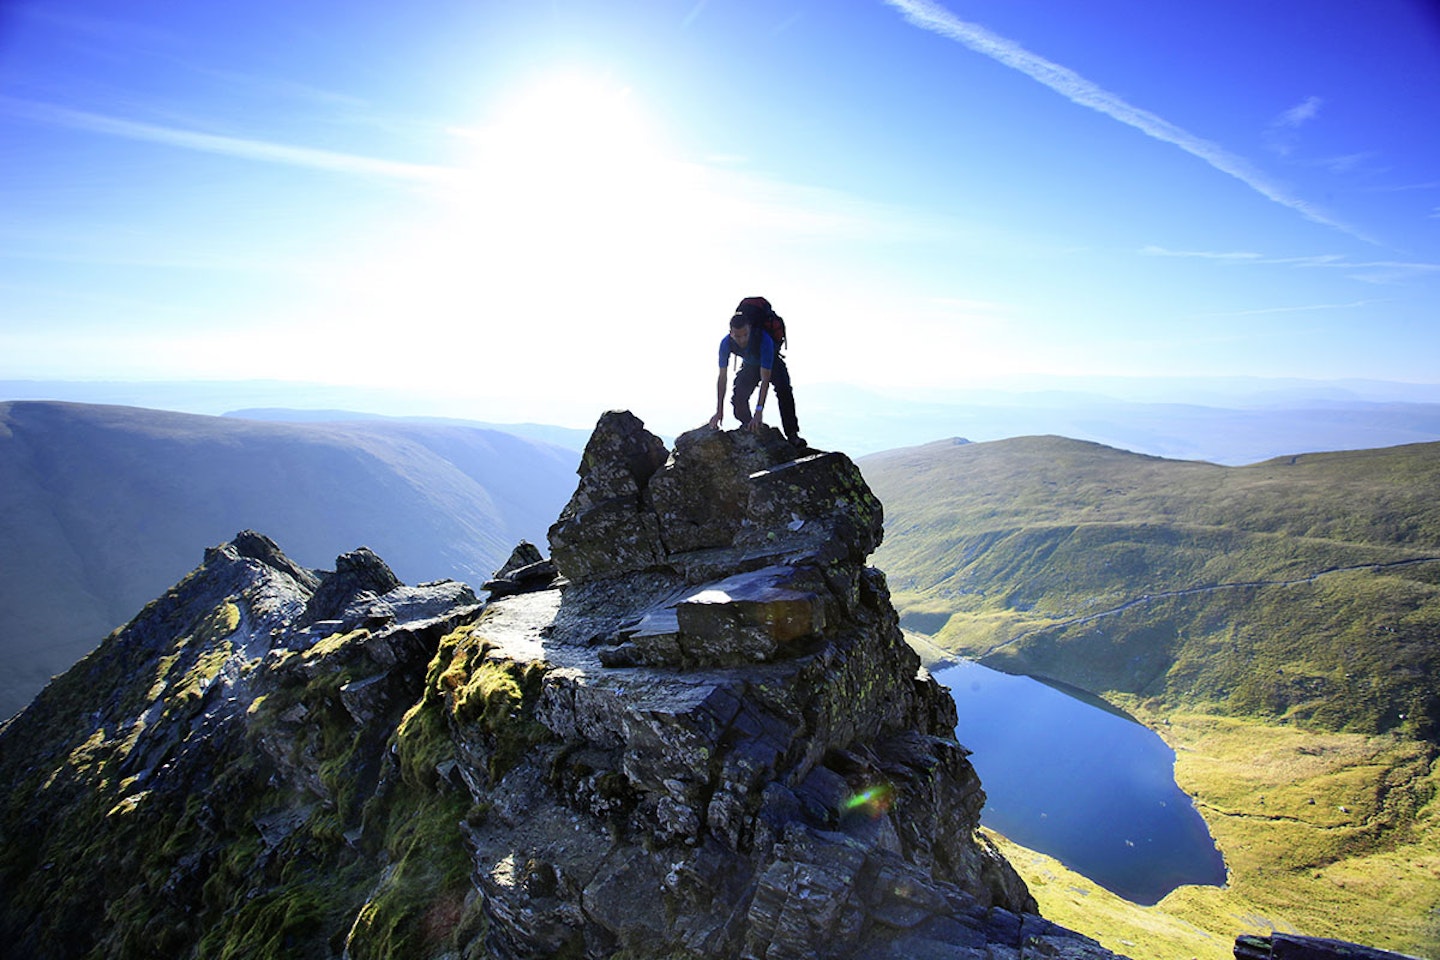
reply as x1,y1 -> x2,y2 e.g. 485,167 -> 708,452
300,544 -> 403,626
460,412 -> 1119,959
0,531 -> 482,960
547,410 -> 670,581
0,414 -> 1124,960
482,540 -> 559,598
1235,933 -> 1431,960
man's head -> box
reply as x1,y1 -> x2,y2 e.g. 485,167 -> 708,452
729,312 -> 751,349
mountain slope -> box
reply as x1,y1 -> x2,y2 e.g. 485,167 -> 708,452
0,419 -> 1118,960
861,435 -> 1440,740
0,401 -> 578,719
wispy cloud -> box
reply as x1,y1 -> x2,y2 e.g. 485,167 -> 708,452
882,0 -> 1371,242
1312,152 -> 1379,175
1276,96 -> 1323,130
1367,180 -> 1440,194
1142,246 -> 1344,267
1141,245 -> 1440,283
188,66 -> 371,111
1265,96 -> 1323,158
0,96 -> 447,183
1199,299 -> 1382,319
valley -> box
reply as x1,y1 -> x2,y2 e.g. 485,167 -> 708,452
0,401 -> 579,719
865,436 -> 1440,956
990,707 -> 1440,960
982,554 -> 1440,660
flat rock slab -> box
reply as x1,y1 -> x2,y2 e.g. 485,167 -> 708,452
473,587 -> 810,809
606,566 -> 826,667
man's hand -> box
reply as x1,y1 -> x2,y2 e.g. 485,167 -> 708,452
745,412 -> 764,433
707,412 -> 723,430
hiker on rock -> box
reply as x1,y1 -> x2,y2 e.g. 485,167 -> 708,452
707,296 -> 804,447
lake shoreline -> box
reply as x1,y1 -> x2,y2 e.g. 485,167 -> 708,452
993,703 -> 1440,960
932,659 -> 1225,905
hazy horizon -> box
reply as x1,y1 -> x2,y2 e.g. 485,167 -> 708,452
8,373 -> 1440,466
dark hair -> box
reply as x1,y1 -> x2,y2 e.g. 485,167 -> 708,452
729,312 -> 748,330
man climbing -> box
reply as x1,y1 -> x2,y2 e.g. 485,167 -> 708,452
707,296 -> 805,447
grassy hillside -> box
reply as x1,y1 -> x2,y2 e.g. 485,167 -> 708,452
989,706 -> 1440,959
868,435 -> 1440,954
0,401 -> 578,719
863,436 -> 1440,742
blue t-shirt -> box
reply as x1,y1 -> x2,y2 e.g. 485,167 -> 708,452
718,329 -> 776,369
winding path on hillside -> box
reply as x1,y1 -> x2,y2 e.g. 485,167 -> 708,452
979,555 -> 1440,658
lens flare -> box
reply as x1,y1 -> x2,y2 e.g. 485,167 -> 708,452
841,782 -> 895,819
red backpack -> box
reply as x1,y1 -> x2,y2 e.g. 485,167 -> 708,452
735,296 -> 786,351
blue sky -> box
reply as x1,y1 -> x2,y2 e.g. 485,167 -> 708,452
3,0 -> 1439,436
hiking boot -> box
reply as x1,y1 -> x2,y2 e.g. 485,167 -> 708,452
787,434 -> 807,449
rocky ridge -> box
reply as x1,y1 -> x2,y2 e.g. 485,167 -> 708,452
0,411 -> 1120,959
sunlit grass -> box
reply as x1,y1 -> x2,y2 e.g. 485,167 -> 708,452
994,709 -> 1440,959
866,436 -> 1440,738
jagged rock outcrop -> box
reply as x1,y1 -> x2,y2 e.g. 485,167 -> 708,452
463,412 -> 1112,959
299,544 -> 403,626
0,412 -> 1122,960
1235,933 -> 1431,960
0,530 -> 482,959
483,540 -> 560,598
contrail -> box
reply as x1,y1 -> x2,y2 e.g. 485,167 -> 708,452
1,95 -> 448,183
1141,245 -> 1440,280
883,0 -> 1373,243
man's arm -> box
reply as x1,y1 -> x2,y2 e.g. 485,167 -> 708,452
747,367 -> 772,432
745,330 -> 775,432
708,367 -> 727,429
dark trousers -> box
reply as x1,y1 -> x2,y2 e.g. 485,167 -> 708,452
732,357 -> 800,440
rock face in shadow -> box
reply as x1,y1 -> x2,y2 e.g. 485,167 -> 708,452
0,530 -> 483,960
0,411 -> 1122,960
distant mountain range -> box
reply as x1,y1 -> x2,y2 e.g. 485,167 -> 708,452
0,401 -> 579,719
7,376 -> 1440,464
222,407 -> 593,451
806,383 -> 1440,463
860,434 -> 1440,741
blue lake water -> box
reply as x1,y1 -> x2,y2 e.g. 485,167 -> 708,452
932,660 -> 1226,905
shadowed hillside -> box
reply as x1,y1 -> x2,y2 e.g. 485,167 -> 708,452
861,436 -> 1440,741
0,401 -> 578,719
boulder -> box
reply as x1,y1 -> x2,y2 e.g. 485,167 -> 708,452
492,540 -> 544,580
1235,933 -> 1429,960
484,541 -> 559,598
299,544 -> 402,626
548,411 -> 669,582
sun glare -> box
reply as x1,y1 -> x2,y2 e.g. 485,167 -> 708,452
447,71 -> 694,270
480,72 -> 657,170
312,69 -> 760,411
311,68 -> 851,418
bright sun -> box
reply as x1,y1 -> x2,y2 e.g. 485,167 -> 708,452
312,70 -> 766,411
449,72 -> 694,268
